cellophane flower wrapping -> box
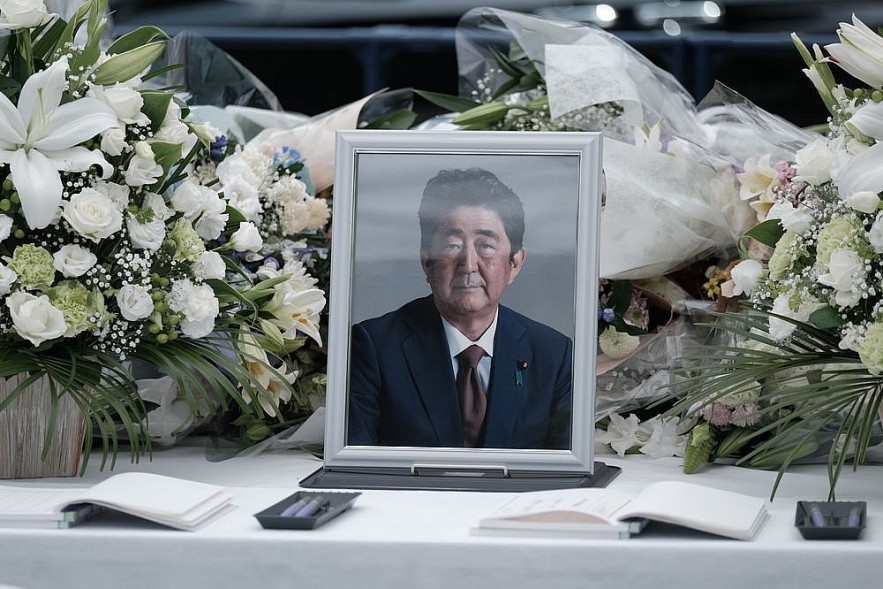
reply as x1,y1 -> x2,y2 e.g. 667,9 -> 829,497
455,7 -> 750,280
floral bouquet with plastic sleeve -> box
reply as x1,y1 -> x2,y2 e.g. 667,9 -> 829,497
0,0 -> 317,469
665,16 -> 883,494
420,7 -> 749,280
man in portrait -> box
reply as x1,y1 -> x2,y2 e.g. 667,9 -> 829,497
347,167 -> 572,449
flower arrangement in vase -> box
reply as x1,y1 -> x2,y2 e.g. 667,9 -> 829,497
668,16 -> 883,495
0,0 -> 315,477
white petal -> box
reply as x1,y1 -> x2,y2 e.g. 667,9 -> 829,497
0,91 -> 25,145
836,142 -> 883,196
41,146 -> 113,178
18,57 -> 67,132
10,149 -> 63,229
849,101 -> 883,140
32,99 -> 117,150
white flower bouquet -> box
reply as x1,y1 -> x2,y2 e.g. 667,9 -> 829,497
667,16 -> 883,493
419,7 -> 745,281
0,0 -> 316,467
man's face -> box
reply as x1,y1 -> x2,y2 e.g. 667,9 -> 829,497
421,206 -> 525,326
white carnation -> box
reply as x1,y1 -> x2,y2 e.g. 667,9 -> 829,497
53,244 -> 98,277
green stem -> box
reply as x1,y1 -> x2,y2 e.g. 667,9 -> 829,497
11,30 -> 34,86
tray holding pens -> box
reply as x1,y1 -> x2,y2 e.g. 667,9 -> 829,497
255,491 -> 362,530
795,500 -> 866,540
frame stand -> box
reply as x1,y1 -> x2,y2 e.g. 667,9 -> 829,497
299,461 -> 620,492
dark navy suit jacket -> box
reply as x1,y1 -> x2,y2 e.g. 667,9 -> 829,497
347,296 -> 572,449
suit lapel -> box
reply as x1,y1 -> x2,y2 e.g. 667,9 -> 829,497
483,308 -> 531,447
402,298 -> 462,446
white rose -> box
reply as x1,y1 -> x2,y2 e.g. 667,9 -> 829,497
0,263 -> 17,294
171,182 -> 217,219
116,284 -> 155,321
53,244 -> 98,277
100,126 -> 127,157
123,142 -> 163,187
62,187 -> 124,242
870,211 -> 883,253
155,119 -> 197,154
845,190 -> 881,214
229,222 -> 263,253
818,248 -> 864,307
793,139 -> 834,185
193,251 -> 226,280
6,291 -> 66,346
0,0 -> 52,29
730,259 -> 765,296
89,84 -> 147,125
126,214 -> 166,251
0,214 -> 13,243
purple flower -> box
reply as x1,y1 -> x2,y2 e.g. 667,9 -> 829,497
210,135 -> 228,159
598,307 -> 615,323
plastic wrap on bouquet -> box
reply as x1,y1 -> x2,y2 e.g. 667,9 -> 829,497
454,8 -> 740,279
457,7 -> 706,144
698,83 -> 820,166
160,32 -> 283,112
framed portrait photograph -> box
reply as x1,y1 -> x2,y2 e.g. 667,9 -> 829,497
301,130 -> 616,491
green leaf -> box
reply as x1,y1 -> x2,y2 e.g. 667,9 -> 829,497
809,306 -> 843,330
92,41 -> 167,86
149,141 -> 182,179
489,45 -> 525,79
107,26 -> 169,55
140,91 -> 173,132
452,102 -> 510,126
362,109 -> 417,130
413,89 -> 481,114
31,17 -> 67,61
607,279 -> 634,313
743,218 -> 784,248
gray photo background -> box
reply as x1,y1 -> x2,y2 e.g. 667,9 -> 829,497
350,152 -> 580,337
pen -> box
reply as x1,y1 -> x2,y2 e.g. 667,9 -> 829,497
293,497 -> 329,518
280,497 -> 309,517
847,507 -> 862,528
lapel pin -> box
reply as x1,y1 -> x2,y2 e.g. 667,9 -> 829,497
516,360 -> 528,386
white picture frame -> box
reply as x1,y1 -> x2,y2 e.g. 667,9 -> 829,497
309,130 -> 607,488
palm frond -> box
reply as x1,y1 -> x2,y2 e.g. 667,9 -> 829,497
664,305 -> 883,497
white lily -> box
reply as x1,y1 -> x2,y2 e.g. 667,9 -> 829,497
835,141 -> 883,197
0,57 -> 117,229
825,15 -> 883,89
848,100 -> 883,140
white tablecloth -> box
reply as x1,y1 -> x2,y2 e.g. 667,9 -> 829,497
1,442 -> 880,589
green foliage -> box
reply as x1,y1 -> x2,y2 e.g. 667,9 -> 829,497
666,306 -> 883,498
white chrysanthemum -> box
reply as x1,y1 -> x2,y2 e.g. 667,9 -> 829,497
598,326 -> 640,359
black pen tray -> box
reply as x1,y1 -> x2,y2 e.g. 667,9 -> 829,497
795,500 -> 866,540
255,491 -> 362,530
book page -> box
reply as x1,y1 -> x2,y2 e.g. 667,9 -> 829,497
0,486 -> 87,519
69,472 -> 230,524
483,488 -> 633,526
617,480 -> 769,540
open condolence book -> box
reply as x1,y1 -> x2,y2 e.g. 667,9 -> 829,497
473,480 -> 770,540
0,472 -> 233,530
